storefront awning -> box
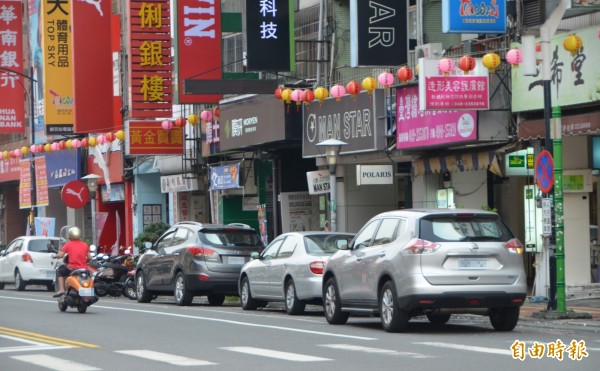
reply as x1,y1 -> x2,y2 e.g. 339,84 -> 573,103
414,151 -> 501,177
518,112 -> 600,140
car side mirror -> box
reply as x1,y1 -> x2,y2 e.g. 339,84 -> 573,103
144,241 -> 153,250
0,250 -> 6,257
250,251 -> 260,260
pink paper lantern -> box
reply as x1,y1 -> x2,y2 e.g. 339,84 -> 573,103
15,149 -> 22,157
51,143 -> 59,151
330,84 -> 346,101
438,58 -> 455,75
72,139 -> 81,148
291,89 -> 304,105
377,72 -> 394,88
161,119 -> 173,130
97,134 -> 106,144
200,110 -> 213,122
30,144 -> 37,153
506,48 -> 523,66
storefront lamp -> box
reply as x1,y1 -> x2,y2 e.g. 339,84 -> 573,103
82,173 -> 102,246
316,139 -> 348,232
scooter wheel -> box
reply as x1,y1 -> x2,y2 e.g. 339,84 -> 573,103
58,301 -> 67,312
77,304 -> 87,313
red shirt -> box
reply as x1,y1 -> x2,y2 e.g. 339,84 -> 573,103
61,240 -> 90,270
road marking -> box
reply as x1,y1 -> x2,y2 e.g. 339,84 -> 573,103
415,342 -> 512,356
319,343 -> 434,358
0,334 -> 70,353
0,296 -> 376,341
116,350 -> 216,366
223,346 -> 332,362
11,354 -> 100,371
0,327 -> 99,348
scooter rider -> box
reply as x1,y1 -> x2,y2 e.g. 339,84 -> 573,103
52,227 -> 92,297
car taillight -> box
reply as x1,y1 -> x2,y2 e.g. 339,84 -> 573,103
309,261 -> 325,275
504,238 -> 524,254
403,238 -> 440,254
21,253 -> 33,263
187,246 -> 219,262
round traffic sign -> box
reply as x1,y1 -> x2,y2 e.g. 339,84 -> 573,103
535,150 -> 554,193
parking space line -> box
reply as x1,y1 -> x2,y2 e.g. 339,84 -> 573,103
11,354 -> 100,371
415,341 -> 512,356
115,350 -> 217,366
0,327 -> 99,348
223,346 -> 332,361
319,343 -> 434,358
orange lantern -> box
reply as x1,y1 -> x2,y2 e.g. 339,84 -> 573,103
345,80 -> 361,97
314,86 -> 329,103
105,132 -> 116,142
563,33 -> 582,56
482,52 -> 501,73
274,87 -> 283,101
458,55 -> 476,75
396,66 -> 413,84
361,76 -> 376,94
174,117 -> 186,128
301,89 -> 315,105
212,106 -> 220,118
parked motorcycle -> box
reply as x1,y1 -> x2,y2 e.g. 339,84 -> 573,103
94,252 -> 137,299
53,256 -> 98,313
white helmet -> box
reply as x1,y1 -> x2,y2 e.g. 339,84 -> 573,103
68,227 -> 82,240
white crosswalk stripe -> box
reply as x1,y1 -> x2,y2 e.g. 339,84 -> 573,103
415,341 -> 512,356
222,346 -> 332,362
115,350 -> 217,366
319,343 -> 434,358
10,354 -> 100,371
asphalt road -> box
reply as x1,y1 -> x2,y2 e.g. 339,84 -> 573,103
0,286 -> 598,371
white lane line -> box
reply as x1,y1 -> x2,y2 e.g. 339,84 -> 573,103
319,344 -> 434,358
115,350 -> 216,366
10,354 -> 100,371
0,296 -> 376,341
223,346 -> 332,362
415,342 -> 512,356
0,345 -> 69,354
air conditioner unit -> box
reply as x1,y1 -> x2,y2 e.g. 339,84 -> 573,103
415,43 -> 443,59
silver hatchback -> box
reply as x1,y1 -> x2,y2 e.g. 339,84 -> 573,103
323,209 -> 527,332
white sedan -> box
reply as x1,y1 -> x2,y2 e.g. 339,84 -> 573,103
239,231 -> 354,315
0,236 -> 60,291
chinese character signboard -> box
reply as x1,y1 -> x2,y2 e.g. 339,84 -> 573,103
350,0 -> 407,67
0,0 -> 25,133
45,148 -> 80,188
71,0 -> 114,133
19,159 -> 32,209
512,26 -> 600,112
175,0 -> 221,103
246,0 -> 294,71
396,85 -> 478,149
126,121 -> 184,155
34,156 -> 49,206
209,163 -> 241,190
128,0 -> 173,118
41,0 -> 74,134
442,0 -> 506,33
0,157 -> 20,182
418,58 -> 490,110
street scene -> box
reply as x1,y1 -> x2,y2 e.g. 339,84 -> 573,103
1,0 -> 600,370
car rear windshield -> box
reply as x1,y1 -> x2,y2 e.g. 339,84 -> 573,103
200,229 -> 263,247
419,215 -> 513,242
29,239 -> 59,253
303,234 -> 353,255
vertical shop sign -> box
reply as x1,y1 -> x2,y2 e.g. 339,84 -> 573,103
0,0 -> 25,133
70,0 -> 113,133
128,0 -> 172,118
245,0 -> 294,71
258,204 -> 268,245
176,0 -> 222,103
41,0 -> 74,134
34,156 -> 49,206
19,159 -> 32,209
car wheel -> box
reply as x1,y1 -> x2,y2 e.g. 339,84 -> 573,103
426,313 -> 451,325
240,276 -> 260,310
174,272 -> 193,306
207,294 -> 225,306
14,270 -> 26,291
46,283 -> 55,292
489,307 -> 520,331
136,271 -> 152,303
323,277 -> 349,325
380,281 -> 409,332
0,282 -> 5,290
284,279 -> 306,315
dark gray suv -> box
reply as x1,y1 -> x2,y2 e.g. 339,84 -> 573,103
323,209 -> 527,332
136,222 -> 264,306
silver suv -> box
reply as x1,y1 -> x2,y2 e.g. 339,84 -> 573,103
322,209 -> 526,332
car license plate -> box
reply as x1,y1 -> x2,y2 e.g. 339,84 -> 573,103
227,256 -> 245,265
44,270 -> 55,279
79,288 -> 94,297
458,258 -> 487,269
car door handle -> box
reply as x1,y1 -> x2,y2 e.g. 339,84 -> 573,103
379,252 -> 386,257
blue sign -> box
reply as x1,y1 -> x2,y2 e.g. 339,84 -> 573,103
45,149 -> 80,188
442,0 -> 506,34
209,163 -> 242,190
34,217 -> 56,237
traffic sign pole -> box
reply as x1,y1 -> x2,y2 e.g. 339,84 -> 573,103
551,106 -> 566,313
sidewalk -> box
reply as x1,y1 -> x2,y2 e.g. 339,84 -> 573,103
518,297 -> 600,332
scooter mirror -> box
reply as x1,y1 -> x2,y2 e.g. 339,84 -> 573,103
90,245 -> 97,253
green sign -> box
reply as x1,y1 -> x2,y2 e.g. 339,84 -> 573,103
563,175 -> 584,191
509,155 -> 525,168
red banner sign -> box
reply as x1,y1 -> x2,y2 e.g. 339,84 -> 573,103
128,0 -> 173,118
0,157 -> 21,182
34,156 -> 49,207
127,121 -> 184,155
0,0 -> 25,133
19,159 -> 31,209
176,0 -> 222,103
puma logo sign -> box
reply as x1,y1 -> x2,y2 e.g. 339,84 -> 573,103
79,0 -> 103,16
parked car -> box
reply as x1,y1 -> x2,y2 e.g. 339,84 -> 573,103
239,231 -> 354,314
135,221 -> 264,306
0,236 -> 60,291
322,209 -> 527,332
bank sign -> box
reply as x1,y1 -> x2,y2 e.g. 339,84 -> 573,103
302,89 -> 387,157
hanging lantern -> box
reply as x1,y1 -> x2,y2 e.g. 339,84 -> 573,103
291,88 -> 304,105
301,89 -> 315,105
200,110 -> 213,123
377,72 -> 394,89
187,113 -> 199,126
2,151 -> 7,159
345,80 -> 361,97
98,134 -> 107,144
15,149 -> 22,157
505,48 -> 523,67
361,76 -> 376,94
80,138 -> 89,148
482,52 -> 501,73
174,117 -> 186,128
563,33 -> 582,56
281,88 -> 293,104
212,106 -> 220,118
396,66 -> 414,84
330,84 -> 346,101
415,63 -> 420,76
105,132 -> 115,142
88,136 -> 98,147
72,139 -> 81,148
458,55 -> 476,74
58,140 -> 67,150
21,146 -> 30,156
274,87 -> 284,101
30,145 -> 37,154
438,58 -> 455,76
66,139 -> 73,149
314,86 -> 329,103
161,119 -> 173,130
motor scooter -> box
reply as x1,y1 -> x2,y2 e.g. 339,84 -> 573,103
53,256 -> 98,313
